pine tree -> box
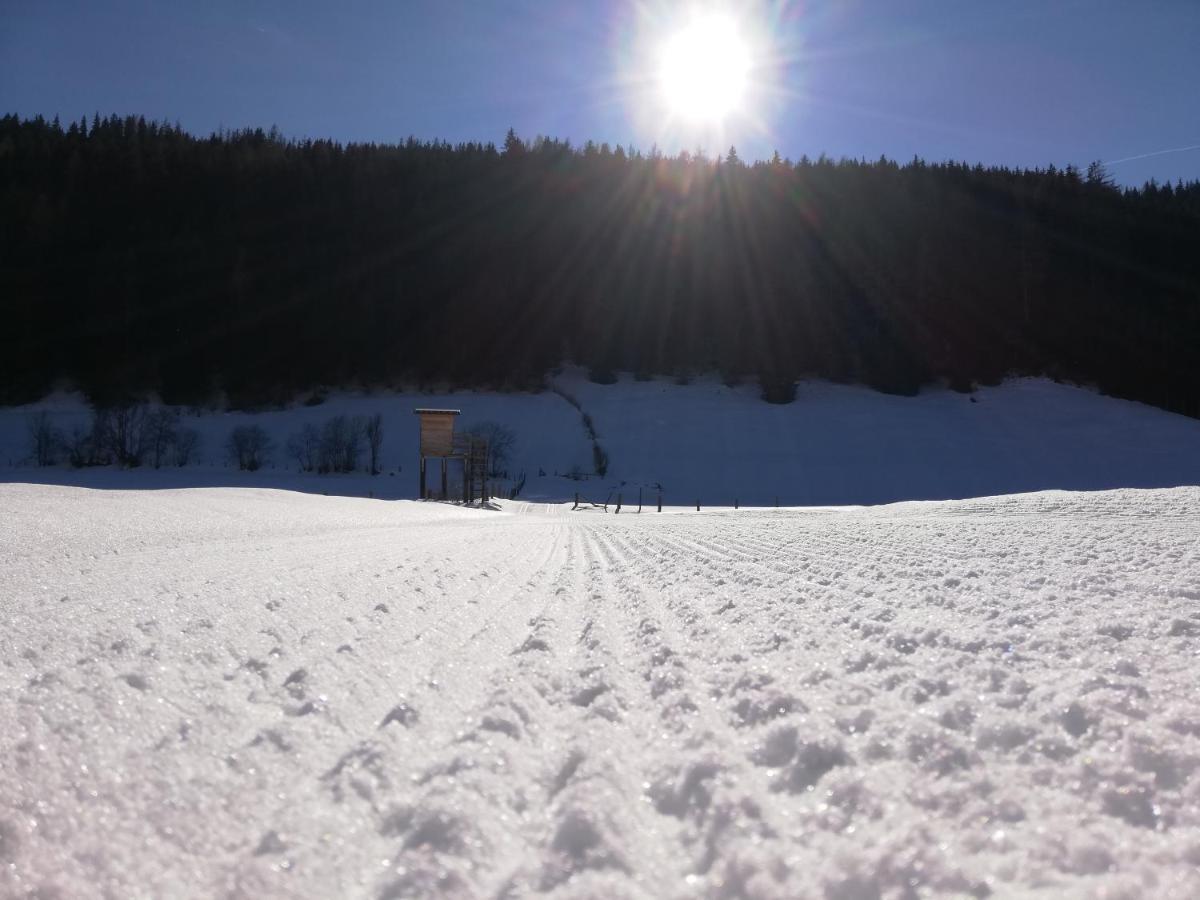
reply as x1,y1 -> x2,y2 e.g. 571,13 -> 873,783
502,127 -> 524,156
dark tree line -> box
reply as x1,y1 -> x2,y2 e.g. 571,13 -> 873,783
2,113 -> 1199,416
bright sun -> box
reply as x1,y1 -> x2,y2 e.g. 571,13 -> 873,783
658,14 -> 751,122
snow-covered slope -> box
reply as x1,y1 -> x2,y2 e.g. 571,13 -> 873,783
3,484 -> 1199,898
561,372 -> 1200,505
2,371 -> 1199,504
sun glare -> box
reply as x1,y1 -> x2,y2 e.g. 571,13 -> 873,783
658,14 -> 751,122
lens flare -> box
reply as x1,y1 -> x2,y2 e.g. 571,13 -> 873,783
657,14 -> 751,122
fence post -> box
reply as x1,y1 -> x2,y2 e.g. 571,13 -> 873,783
616,493 -> 622,514
696,499 -> 700,512
658,492 -> 662,513
735,498 -> 738,510
638,487 -> 643,513
574,491 -> 579,510
775,496 -> 779,508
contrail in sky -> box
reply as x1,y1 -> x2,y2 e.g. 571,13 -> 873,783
1104,144 -> 1200,166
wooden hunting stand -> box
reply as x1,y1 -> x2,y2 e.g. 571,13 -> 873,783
413,408 -> 490,503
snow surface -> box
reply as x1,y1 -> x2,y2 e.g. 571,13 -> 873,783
3,483 -> 1199,898
3,371 -> 1200,505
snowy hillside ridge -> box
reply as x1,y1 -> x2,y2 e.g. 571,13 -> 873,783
3,370 -> 1200,505
3,484 -> 1199,898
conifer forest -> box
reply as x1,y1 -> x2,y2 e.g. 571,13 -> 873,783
3,113 -> 1198,416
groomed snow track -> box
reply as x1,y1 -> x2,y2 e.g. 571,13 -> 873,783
2,484 -> 1199,898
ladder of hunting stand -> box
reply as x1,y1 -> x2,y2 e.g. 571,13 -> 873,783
456,434 -> 490,503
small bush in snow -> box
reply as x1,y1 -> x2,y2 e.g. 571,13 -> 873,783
228,424 -> 272,471
318,415 -> 365,473
588,366 -> 618,385
287,423 -> 321,473
759,377 -> 797,405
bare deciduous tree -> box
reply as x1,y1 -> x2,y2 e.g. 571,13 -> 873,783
103,402 -> 148,467
26,411 -> 61,467
364,413 -> 384,475
66,426 -> 92,468
66,411 -> 111,468
144,408 -> 180,469
318,415 -> 365,473
286,424 -> 321,472
464,421 -> 516,477
228,424 -> 272,471
173,427 -> 201,467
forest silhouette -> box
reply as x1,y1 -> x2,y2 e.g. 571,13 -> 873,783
3,114 -> 1198,417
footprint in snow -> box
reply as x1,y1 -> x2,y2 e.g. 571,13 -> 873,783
283,668 -> 308,698
514,636 -> 550,654
570,684 -> 610,707
549,749 -> 585,797
254,830 -> 288,856
122,673 -> 150,691
380,702 -> 419,728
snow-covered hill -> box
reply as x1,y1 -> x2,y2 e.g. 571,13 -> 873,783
3,483 -> 1199,897
2,371 -> 1199,505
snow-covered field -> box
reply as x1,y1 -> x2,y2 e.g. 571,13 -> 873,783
4,371 -> 1200,505
3,483 -> 1199,898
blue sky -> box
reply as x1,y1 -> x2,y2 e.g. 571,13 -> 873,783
3,0 -> 1199,186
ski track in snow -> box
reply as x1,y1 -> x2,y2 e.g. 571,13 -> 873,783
2,483 -> 1200,899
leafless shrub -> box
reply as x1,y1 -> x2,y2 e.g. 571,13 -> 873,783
318,415 -> 365,473
364,413 -> 384,475
464,421 -> 516,477
26,411 -> 61,466
228,424 -> 272,471
287,423 -> 321,472
67,411 -> 112,468
144,408 -> 179,469
103,402 -> 149,467
173,427 -> 201,466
